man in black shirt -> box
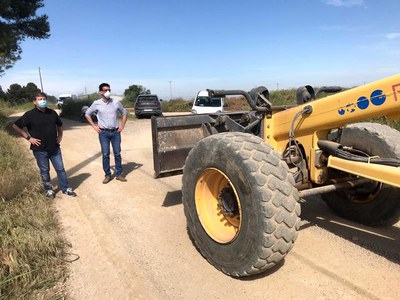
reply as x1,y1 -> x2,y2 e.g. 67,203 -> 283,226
12,92 -> 76,199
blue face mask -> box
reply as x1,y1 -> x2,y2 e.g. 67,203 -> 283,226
37,99 -> 48,108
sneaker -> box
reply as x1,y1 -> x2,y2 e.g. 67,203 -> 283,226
63,188 -> 77,197
46,190 -> 55,199
103,175 -> 112,184
116,175 -> 127,182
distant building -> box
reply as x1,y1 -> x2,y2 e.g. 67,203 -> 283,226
112,95 -> 123,102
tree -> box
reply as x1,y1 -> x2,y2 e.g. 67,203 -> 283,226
123,85 -> 151,104
0,0 -> 50,76
0,86 -> 7,101
6,82 -> 40,105
24,82 -> 41,100
7,83 -> 26,105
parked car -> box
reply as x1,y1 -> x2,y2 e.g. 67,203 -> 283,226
57,93 -> 77,108
191,90 -> 225,114
80,105 -> 97,123
134,94 -> 162,118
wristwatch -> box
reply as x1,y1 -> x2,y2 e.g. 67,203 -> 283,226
26,135 -> 31,140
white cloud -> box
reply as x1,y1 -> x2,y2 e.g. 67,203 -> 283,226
322,0 -> 364,7
386,33 -> 400,40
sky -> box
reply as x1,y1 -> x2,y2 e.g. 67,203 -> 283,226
1,0 -> 399,100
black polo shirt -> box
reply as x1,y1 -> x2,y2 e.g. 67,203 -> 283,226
14,107 -> 63,151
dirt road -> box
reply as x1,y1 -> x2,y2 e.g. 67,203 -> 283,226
52,116 -> 400,299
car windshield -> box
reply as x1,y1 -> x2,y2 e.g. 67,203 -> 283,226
195,97 -> 221,107
138,96 -> 158,102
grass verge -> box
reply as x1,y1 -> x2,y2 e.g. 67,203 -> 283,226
0,103 -> 69,299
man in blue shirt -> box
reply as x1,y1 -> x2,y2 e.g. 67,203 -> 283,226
85,83 -> 128,184
12,92 -> 77,198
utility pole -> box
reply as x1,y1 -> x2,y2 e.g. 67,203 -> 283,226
169,81 -> 172,100
38,67 -> 44,92
276,83 -> 279,91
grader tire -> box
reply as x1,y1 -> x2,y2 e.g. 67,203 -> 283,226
182,132 -> 301,277
323,122 -> 400,226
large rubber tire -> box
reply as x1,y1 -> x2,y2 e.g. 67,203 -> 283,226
182,132 -> 301,277
322,122 -> 400,226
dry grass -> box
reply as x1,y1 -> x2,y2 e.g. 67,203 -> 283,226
0,108 -> 69,299
0,102 -> 14,119
0,131 -> 33,201
0,189 -> 70,299
225,96 -> 251,111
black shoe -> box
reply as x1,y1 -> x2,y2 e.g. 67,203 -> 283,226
46,190 -> 55,199
63,188 -> 77,197
103,176 -> 112,184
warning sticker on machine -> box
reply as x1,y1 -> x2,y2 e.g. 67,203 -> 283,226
393,83 -> 400,102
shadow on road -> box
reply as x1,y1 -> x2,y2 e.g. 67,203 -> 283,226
67,152 -> 102,176
50,152 -> 101,191
300,196 -> 400,265
163,191 -> 400,282
61,116 -> 143,178
162,190 -> 182,207
120,162 -> 142,176
63,173 -> 91,191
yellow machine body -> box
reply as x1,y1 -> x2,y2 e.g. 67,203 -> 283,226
264,74 -> 400,186
151,73 -> 400,278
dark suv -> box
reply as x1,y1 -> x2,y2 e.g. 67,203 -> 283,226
134,94 -> 162,118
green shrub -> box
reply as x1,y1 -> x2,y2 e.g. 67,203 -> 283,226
15,102 -> 36,112
121,98 -> 133,108
0,101 -> 38,119
59,99 -> 94,120
162,98 -> 192,112
270,89 -> 297,106
0,101 -> 14,121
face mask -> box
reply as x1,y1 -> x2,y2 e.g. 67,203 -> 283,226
37,99 -> 48,108
104,91 -> 111,98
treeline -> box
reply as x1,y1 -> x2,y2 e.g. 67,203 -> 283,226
0,82 -> 154,106
0,82 -> 57,105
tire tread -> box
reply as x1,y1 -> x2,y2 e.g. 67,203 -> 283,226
182,132 -> 301,277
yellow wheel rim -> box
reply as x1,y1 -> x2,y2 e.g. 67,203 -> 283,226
195,168 -> 241,244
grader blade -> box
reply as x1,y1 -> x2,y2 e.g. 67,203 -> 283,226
151,114 -> 216,178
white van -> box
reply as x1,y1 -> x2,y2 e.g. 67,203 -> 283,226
191,90 -> 225,114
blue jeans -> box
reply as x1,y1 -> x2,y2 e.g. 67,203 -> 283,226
99,130 -> 123,177
33,148 -> 69,193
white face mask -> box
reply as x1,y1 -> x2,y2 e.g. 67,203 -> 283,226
104,91 -> 111,98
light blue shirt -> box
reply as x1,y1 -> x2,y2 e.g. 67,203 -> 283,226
85,98 -> 127,129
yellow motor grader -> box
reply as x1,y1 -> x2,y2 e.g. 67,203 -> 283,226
151,74 -> 400,277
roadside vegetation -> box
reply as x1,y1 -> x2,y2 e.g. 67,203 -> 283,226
162,98 -> 192,112
0,83 -> 398,299
58,86 -> 400,132
59,98 -> 95,121
0,101 -> 69,299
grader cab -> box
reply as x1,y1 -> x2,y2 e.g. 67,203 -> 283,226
151,74 -> 400,277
